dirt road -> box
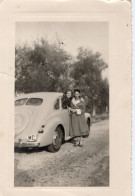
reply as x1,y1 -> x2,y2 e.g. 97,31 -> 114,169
14,119 -> 109,187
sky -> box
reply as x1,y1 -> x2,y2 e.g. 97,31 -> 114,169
16,22 -> 109,78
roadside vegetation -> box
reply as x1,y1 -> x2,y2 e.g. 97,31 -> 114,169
91,113 -> 109,124
15,37 -> 109,117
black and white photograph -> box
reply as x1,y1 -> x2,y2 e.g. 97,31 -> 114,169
14,21 -> 109,187
0,0 -> 132,195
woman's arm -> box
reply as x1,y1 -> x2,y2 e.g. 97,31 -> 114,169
68,107 -> 77,115
78,101 -> 86,114
70,108 -> 77,113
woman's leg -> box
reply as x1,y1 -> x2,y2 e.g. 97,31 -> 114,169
73,137 -> 80,146
77,136 -> 81,141
79,136 -> 83,147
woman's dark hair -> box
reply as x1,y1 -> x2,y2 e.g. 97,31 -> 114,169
65,89 -> 72,94
74,89 -> 81,94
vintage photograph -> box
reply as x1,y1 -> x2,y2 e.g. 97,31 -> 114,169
14,22 -> 109,187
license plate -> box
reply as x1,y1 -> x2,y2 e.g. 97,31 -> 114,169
27,135 -> 37,141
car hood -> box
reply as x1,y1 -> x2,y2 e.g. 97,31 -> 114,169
15,106 -> 48,139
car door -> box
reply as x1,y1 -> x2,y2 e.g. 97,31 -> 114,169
54,97 -> 70,139
60,97 -> 71,139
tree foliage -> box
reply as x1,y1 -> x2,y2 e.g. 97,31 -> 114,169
70,47 -> 108,114
15,39 -> 109,115
15,38 -> 72,93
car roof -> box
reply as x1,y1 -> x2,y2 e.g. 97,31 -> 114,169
15,92 -> 63,100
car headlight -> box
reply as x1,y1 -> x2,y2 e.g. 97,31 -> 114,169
27,134 -> 37,142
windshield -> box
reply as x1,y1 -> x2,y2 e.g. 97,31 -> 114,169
25,98 -> 43,106
15,98 -> 28,106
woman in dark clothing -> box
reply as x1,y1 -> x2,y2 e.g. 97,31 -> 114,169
62,90 -> 72,109
68,89 -> 89,147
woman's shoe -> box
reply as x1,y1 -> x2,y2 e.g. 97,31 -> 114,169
73,141 -> 79,147
78,141 -> 83,147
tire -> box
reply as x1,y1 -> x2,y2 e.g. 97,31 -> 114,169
83,118 -> 91,138
87,118 -> 91,128
47,126 -> 63,152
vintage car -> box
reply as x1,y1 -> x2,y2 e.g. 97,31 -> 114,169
15,92 -> 91,152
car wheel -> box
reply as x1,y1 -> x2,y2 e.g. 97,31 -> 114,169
87,118 -> 91,128
83,118 -> 91,138
47,126 -> 63,152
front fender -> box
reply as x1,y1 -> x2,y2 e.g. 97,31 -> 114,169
38,117 -> 64,147
84,112 -> 91,119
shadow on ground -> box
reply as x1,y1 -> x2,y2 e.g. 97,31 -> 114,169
14,139 -> 74,154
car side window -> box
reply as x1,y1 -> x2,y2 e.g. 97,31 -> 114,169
54,98 -> 59,110
61,96 -> 68,110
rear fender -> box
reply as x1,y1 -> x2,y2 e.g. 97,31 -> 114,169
38,118 -> 64,147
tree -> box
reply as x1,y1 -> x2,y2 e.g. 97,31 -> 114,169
95,78 -> 109,114
71,47 -> 109,116
15,40 -> 109,116
15,38 -> 72,94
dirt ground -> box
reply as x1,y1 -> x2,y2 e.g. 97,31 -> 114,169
14,119 -> 109,187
